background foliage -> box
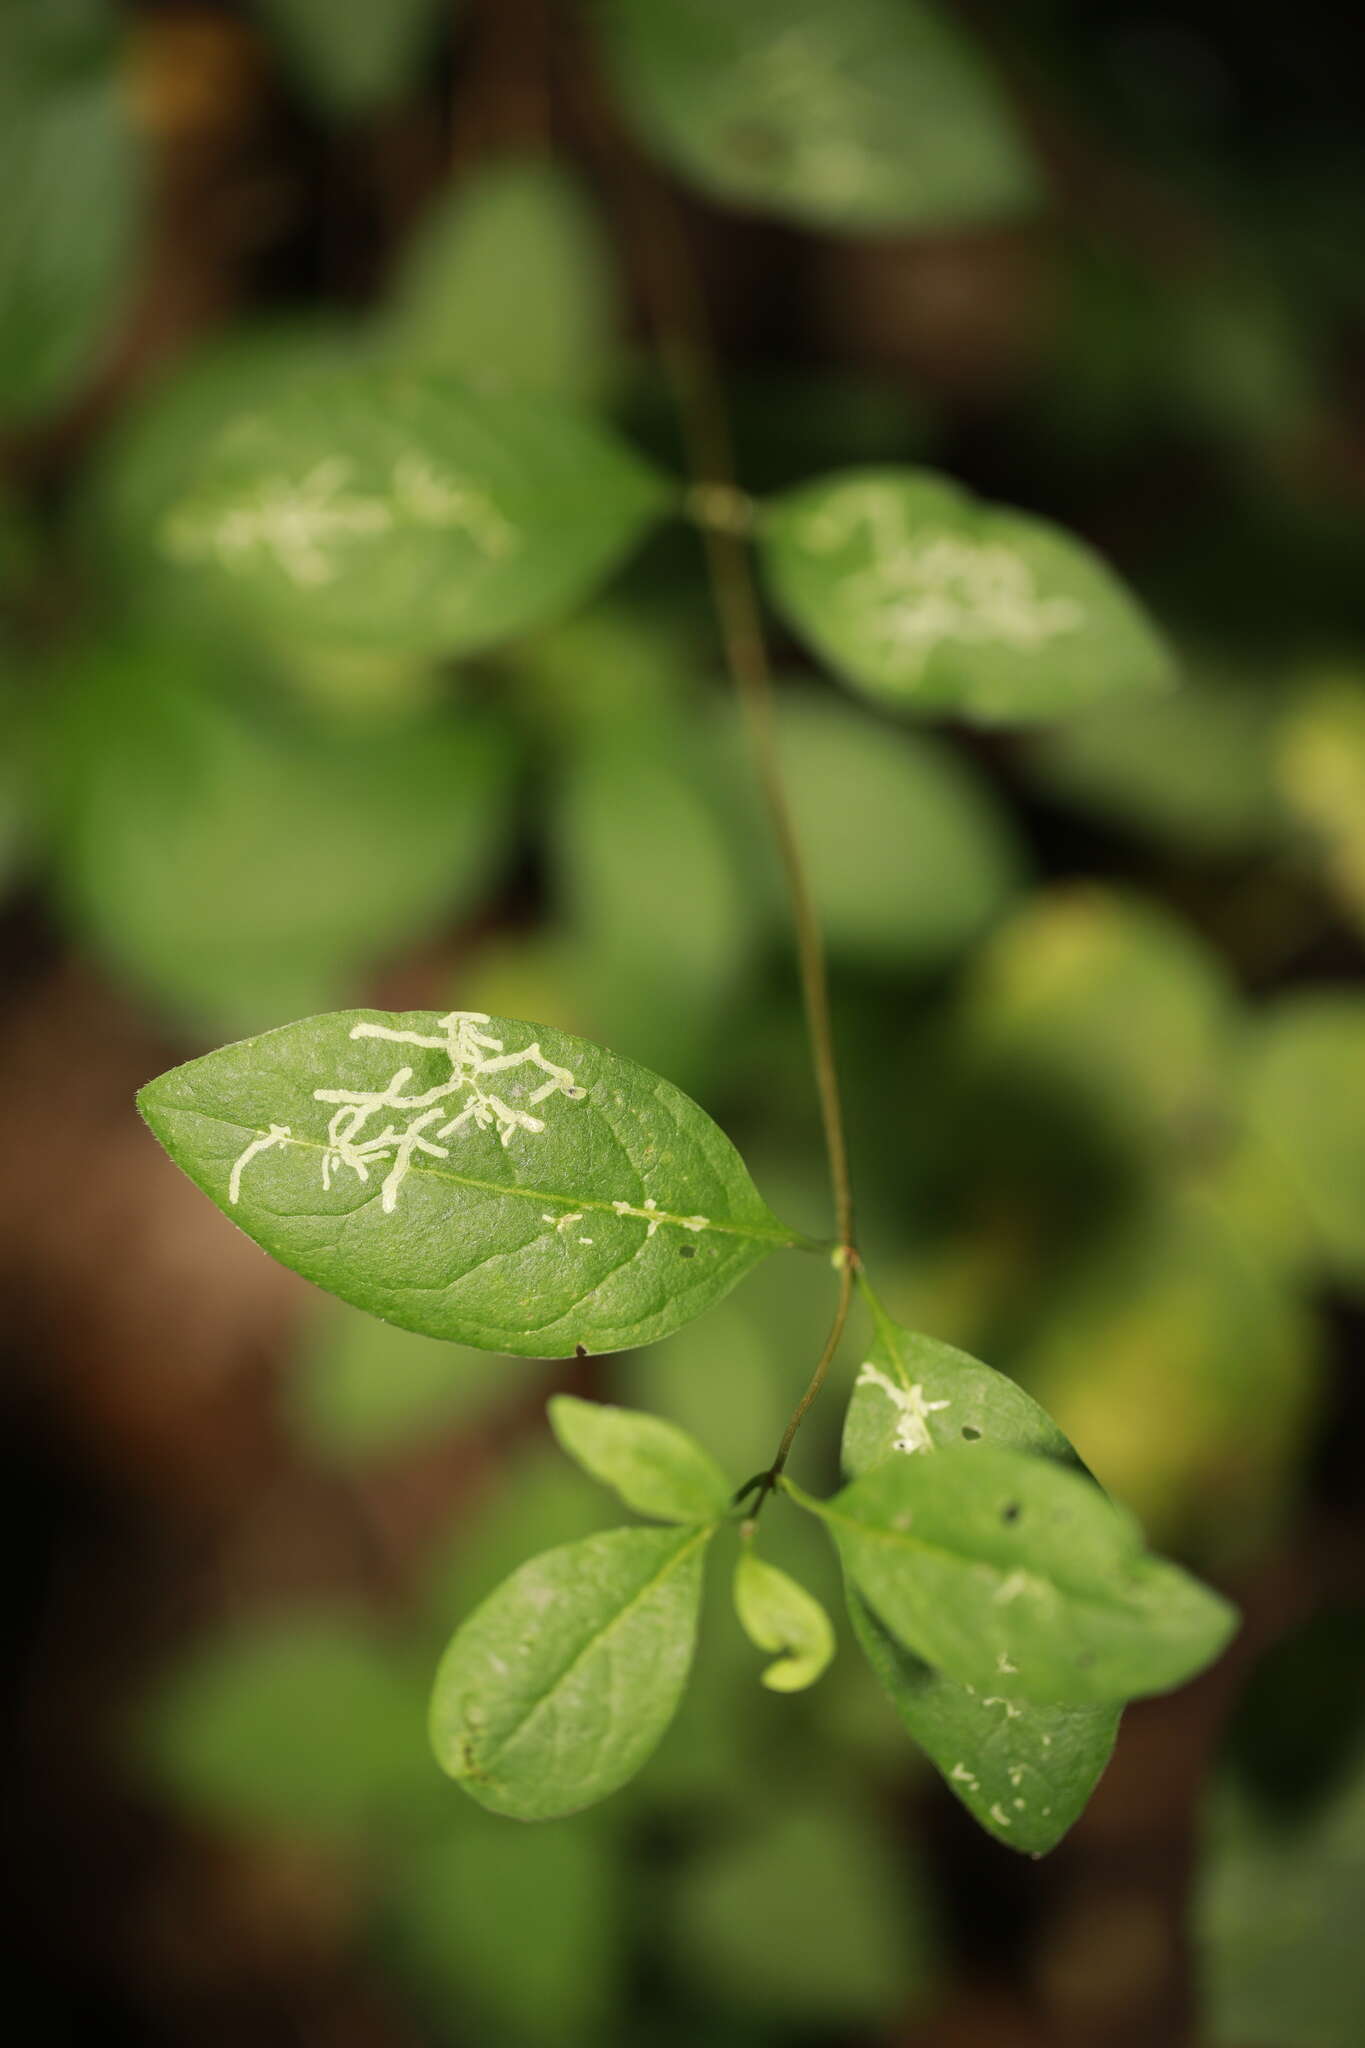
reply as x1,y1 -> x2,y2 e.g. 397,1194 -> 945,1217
4,1 -> 1364,2044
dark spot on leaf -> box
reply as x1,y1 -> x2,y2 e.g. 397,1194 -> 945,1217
575,1344 -> 588,1360
679,1244 -> 696,1258
961,1425 -> 982,1441
1001,1501 -> 1022,1525
1077,1651 -> 1096,1669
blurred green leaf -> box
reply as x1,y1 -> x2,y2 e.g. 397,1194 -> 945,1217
138,1009 -> 803,1354
762,469 -> 1175,726
1020,1198 -> 1322,1561
1026,664 -> 1283,855
809,1443 -> 1237,1705
598,0 -> 1037,232
383,155 -> 621,405
840,1298 -> 1118,1851
140,1613 -> 431,1837
774,690 -> 1022,967
420,1446 -> 608,1634
733,1548 -> 835,1692
161,373 -> 668,656
49,638 -> 514,1035
550,1394 -> 733,1524
254,0 -> 450,117
1196,1620 -> 1365,2048
430,1523 -> 713,1818
387,1810 -> 623,2044
959,885 -> 1238,1158
670,1798 -> 936,2021
1242,993 -> 1365,1290
1277,669 -> 1365,935
0,0 -> 142,427
287,1303 -> 534,1465
0,671 -> 34,894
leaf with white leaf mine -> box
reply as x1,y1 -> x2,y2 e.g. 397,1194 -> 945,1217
597,0 -> 1038,233
840,1303 -> 1118,1850
761,468 -> 1175,726
549,1396 -> 732,1524
429,1523 -> 713,1818
733,1549 -> 835,1692
807,1442 -> 1236,1706
160,372 -> 668,656
137,1009 -> 804,1357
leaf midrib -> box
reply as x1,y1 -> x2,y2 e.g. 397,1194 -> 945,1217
162,1103 -> 804,1248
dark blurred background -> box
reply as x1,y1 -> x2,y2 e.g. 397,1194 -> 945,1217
3,2 -> 1364,2043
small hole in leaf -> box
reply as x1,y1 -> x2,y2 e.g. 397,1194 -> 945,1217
679,1244 -> 696,1258
1001,1501 -> 1022,1525
961,1425 -> 982,1441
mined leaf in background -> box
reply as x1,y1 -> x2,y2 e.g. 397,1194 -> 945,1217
762,469 -> 1174,726
140,1614 -> 431,1836
597,0 -> 1037,232
430,1523 -> 713,1818
733,1550 -> 835,1692
388,1812 -> 622,2045
1026,665 -> 1282,855
842,1306 -> 1118,1851
254,0 -> 450,117
960,885 -> 1237,1157
671,1799 -> 935,2021
287,1303 -> 532,1465
1242,993 -> 1365,1290
138,1009 -> 803,1355
1020,1198 -> 1320,1560
774,691 -> 1022,967
50,641 -> 513,1036
550,1396 -> 732,1524
161,373 -> 668,656
552,711 -> 753,1085
384,155 -> 621,406
818,1442 -> 1237,1705
1277,671 -> 1365,935
0,0 -> 142,427
1196,1616 -> 1365,2048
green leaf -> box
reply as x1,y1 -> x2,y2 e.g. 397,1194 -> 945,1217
138,1613 -> 431,1836
0,0 -> 142,427
49,638 -> 514,1037
841,1301 -> 1118,1852
429,1522 -> 713,1818
287,1303 -> 533,1464
1241,993 -> 1365,1291
597,0 -> 1038,233
670,1798 -> 937,2022
1195,1615 -> 1365,2048
137,1008 -> 803,1355
160,371 -> 668,656
761,468 -> 1175,726
387,1812 -> 622,2044
733,1549 -> 835,1692
1026,663 -> 1282,856
808,1441 -> 1237,1706
383,154 -> 621,406
1277,670 -> 1365,937
254,0 -> 450,117
550,1394 -> 732,1524
773,690 -> 1022,967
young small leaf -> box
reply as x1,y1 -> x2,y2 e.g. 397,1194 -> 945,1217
161,372 -> 668,656
761,468 -> 1174,726
429,1523 -> 713,1818
841,1304 -> 1118,1850
811,1442 -> 1236,1705
733,1549 -> 836,1693
549,1395 -> 731,1524
597,0 -> 1038,234
137,1009 -> 802,1356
